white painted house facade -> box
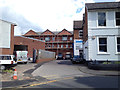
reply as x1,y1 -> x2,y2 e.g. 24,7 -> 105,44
83,2 -> 120,61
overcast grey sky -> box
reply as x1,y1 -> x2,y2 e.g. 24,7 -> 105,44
0,0 -> 118,35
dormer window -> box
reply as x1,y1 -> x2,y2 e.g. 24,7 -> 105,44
98,12 -> 106,26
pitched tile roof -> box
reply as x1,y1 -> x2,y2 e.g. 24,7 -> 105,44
86,2 -> 120,10
36,29 -> 73,35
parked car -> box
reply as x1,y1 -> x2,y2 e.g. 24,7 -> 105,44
65,54 -> 72,60
71,55 -> 83,64
0,55 -> 16,70
57,53 -> 63,60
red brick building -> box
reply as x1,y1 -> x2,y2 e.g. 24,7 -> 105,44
73,21 -> 83,39
14,36 -> 45,58
24,29 -> 73,58
73,20 -> 83,57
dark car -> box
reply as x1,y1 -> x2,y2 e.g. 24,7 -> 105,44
71,55 -> 83,64
57,53 -> 63,60
65,54 -> 72,60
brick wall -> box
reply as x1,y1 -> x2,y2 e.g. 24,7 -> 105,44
0,24 -> 15,55
83,7 -> 88,42
14,36 -> 45,58
24,29 -> 73,58
74,30 -> 79,39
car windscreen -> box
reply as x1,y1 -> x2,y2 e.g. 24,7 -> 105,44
66,55 -> 70,57
0,56 -> 11,60
74,56 -> 80,58
58,54 -> 62,56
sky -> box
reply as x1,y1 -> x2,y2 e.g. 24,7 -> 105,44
0,0 -> 119,35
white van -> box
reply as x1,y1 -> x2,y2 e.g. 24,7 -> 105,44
0,55 -> 16,70
16,51 -> 28,64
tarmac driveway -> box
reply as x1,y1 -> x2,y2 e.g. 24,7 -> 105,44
1,60 -> 119,88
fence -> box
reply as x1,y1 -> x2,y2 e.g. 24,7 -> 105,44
37,49 -> 55,60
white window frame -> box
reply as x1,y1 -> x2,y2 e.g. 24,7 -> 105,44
52,44 -> 54,48
70,44 -> 72,48
70,37 -> 73,41
115,36 -> 120,54
61,44 -> 63,48
62,36 -> 67,41
115,12 -> 120,27
66,44 -> 68,48
45,37 -> 50,41
52,37 -> 55,41
57,44 -> 59,48
97,36 -> 109,54
79,30 -> 83,37
97,12 -> 107,27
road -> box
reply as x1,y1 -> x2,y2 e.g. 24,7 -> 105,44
27,60 -> 119,88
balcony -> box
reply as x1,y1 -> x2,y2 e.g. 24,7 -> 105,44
46,47 -> 73,49
45,41 -> 73,44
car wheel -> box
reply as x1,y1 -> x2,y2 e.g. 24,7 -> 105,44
72,61 -> 76,64
24,62 -> 27,64
0,65 -> 5,70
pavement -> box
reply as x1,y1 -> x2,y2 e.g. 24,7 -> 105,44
1,60 -> 120,88
1,61 -> 49,88
78,64 -> 120,76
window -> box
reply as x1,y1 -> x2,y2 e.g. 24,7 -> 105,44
0,56 -> 11,60
117,37 -> 120,52
116,12 -> 120,26
45,37 -> 50,41
52,37 -> 55,41
70,37 -> 73,41
70,44 -> 72,48
48,45 -> 51,48
99,38 -> 107,52
79,30 -> 83,37
40,38 -> 44,40
62,36 -> 67,41
61,45 -> 63,48
52,44 -> 54,48
57,44 -> 59,48
66,44 -> 68,48
98,12 -> 106,26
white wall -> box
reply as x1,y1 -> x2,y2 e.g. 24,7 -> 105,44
88,10 -> 116,28
88,36 -> 119,61
0,20 -> 11,48
83,40 -> 89,60
86,10 -> 120,61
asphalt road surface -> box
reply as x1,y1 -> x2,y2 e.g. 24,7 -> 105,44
28,60 -> 119,88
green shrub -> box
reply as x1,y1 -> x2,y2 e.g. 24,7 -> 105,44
3,68 -> 14,74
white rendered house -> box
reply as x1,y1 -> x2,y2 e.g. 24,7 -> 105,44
83,2 -> 120,62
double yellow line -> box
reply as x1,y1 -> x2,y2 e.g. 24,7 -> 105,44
20,76 -> 74,88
